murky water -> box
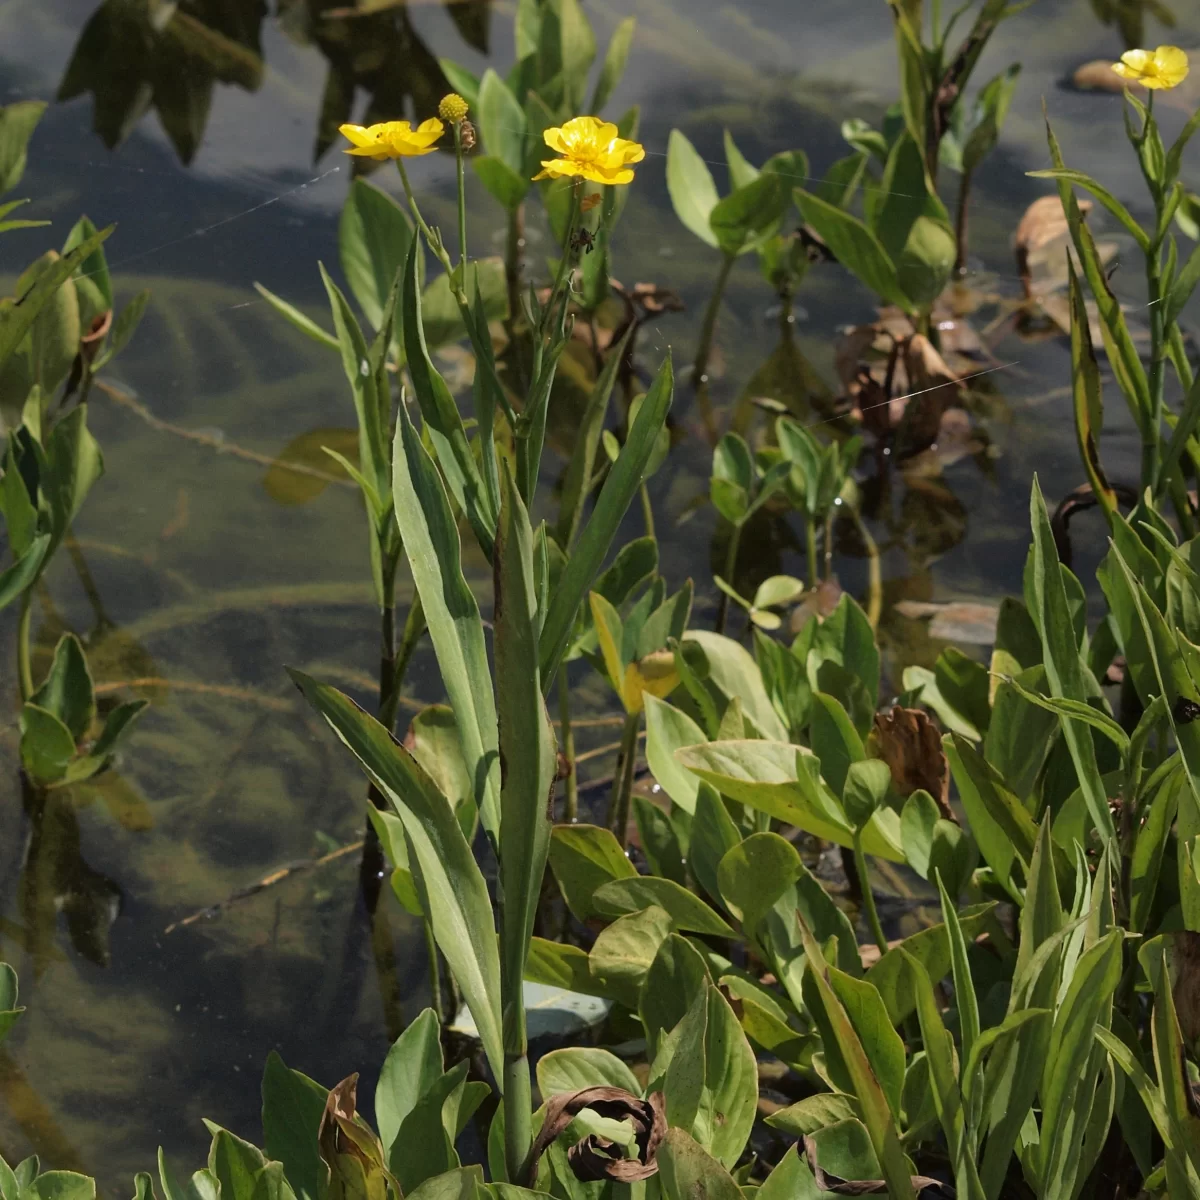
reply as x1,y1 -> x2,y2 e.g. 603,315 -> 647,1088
1,0 -> 1198,1190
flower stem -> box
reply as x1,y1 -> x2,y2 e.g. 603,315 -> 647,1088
558,678 -> 578,823
715,519 -> 743,636
453,123 -> 468,275
954,167 -> 973,275
639,481 -> 655,541
608,710 -> 640,846
805,516 -> 818,587
854,831 -> 889,956
693,253 -> 736,387
541,180 -> 583,341
16,589 -> 34,701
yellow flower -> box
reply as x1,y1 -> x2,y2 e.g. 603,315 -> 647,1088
439,93 -> 469,123
533,116 -> 645,185
1112,45 -> 1189,90
339,119 -> 444,160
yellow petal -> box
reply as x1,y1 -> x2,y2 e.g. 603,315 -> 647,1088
343,145 -> 392,159
414,117 -> 445,136
339,123 -> 375,148
543,126 -> 569,154
1155,44 -> 1189,87
1116,48 -> 1154,78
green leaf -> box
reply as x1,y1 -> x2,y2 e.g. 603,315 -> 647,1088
591,16 -> 636,113
640,934 -> 712,1059
407,1169 -> 483,1200
683,630 -> 789,741
794,190 -> 908,310
539,355 -> 673,686
30,633 -> 94,742
287,671 -> 503,1082
588,904 -> 672,1009
477,69 -> 527,177
709,174 -> 787,256
261,1053 -> 328,1200
689,784 -> 743,907
252,285 -> 338,351
495,464 -> 557,1069
903,951 -> 986,1200
660,983 -> 757,1167
392,401 -> 500,840
0,534 -> 49,612
796,917 -> 917,1200
1038,929 -> 1123,1195
523,938 -> 608,997
23,1176 -> 95,1200
472,157 -> 528,213
318,263 -> 389,506
0,101 -> 46,194
666,130 -> 720,249
1030,477 -> 1117,850
376,1010 -> 444,1163
864,904 -> 997,1025
677,739 -> 904,860
94,289 -> 151,369
644,695 -> 706,814
208,1130 -> 265,1200
592,877 -> 733,936
656,1129 -> 743,1200
1027,168 -> 1150,253
19,703 -> 76,784
338,179 -> 416,334
547,824 -> 637,921
945,733 -> 1038,898
401,241 -> 497,557
538,1046 -> 641,1098
1,226 -> 111,375
556,326 -> 634,549
716,832 -> 802,938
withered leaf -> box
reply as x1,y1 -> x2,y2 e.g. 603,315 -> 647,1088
872,706 -> 953,819
526,1087 -> 666,1187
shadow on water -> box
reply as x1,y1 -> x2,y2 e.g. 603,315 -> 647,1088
0,0 -> 1197,1188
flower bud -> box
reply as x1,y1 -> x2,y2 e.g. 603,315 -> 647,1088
438,93 -> 470,123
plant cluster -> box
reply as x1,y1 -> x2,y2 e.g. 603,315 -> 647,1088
3,1 -> 1200,1198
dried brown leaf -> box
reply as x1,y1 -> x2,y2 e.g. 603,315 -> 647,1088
871,706 -> 952,818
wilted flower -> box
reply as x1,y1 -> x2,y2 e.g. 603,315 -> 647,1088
339,119 -> 444,160
438,93 -> 469,123
533,117 -> 645,185
1112,45 -> 1189,90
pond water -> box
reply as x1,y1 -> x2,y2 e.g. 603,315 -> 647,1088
1,0 -> 1198,1191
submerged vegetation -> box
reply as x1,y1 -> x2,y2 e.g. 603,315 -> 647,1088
3,0 -> 1200,1196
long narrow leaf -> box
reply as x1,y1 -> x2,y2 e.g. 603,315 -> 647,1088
539,355 -> 673,688
402,240 -> 497,558
796,915 -> 916,1200
1029,477 -> 1117,849
393,403 -> 501,842
495,463 -> 557,1064
287,671 -> 503,1080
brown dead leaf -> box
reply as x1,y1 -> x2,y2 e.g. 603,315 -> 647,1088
1164,930 -> 1200,1058
858,937 -> 903,970
871,706 -> 953,818
1072,60 -> 1143,93
893,599 -> 1000,645
894,334 -> 963,459
526,1087 -> 666,1186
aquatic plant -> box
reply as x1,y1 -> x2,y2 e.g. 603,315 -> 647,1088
0,101 -> 149,788
1034,45 -> 1200,535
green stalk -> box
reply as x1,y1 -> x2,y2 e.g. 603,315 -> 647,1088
1146,251 -> 1165,492
16,590 -> 34,702
954,168 -> 974,275
506,203 -> 525,335
693,252 -> 736,387
715,519 -> 743,636
639,482 -> 656,540
608,710 -> 640,845
540,181 -> 583,342
503,1049 -> 533,1184
854,831 -> 889,955
453,123 -> 468,275
805,515 -> 818,587
559,678 -> 578,822
422,907 -> 445,1024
